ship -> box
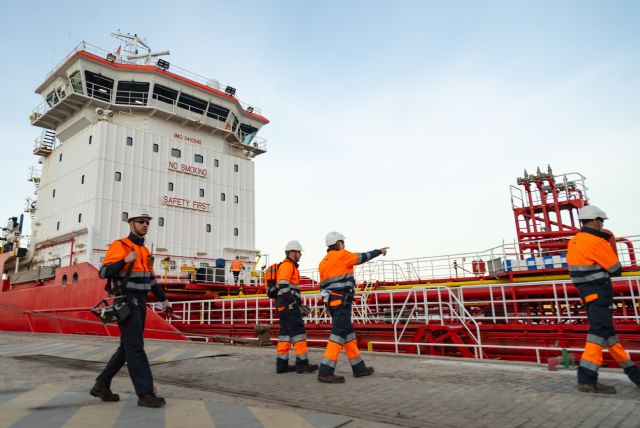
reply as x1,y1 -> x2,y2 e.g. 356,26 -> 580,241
1,33 -> 639,368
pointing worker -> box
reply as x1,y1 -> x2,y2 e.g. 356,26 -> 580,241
317,232 -> 388,383
567,205 -> 640,393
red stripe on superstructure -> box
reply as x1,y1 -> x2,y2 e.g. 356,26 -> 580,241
35,50 -> 269,124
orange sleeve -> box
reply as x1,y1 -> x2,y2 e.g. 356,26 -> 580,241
276,261 -> 295,284
342,250 -> 359,268
590,239 -> 620,271
102,240 -> 127,265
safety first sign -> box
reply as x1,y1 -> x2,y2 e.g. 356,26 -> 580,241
161,195 -> 211,212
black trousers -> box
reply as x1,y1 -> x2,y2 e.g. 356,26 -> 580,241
96,293 -> 154,396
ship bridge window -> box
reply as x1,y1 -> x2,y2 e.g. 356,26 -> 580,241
194,154 -> 203,163
230,113 -> 239,132
116,81 -> 149,105
207,103 -> 230,122
152,84 -> 178,105
46,90 -> 59,107
239,124 -> 258,144
85,71 -> 113,102
171,148 -> 181,158
177,93 -> 207,115
69,71 -> 83,94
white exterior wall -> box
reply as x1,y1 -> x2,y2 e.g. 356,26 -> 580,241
32,112 -> 258,267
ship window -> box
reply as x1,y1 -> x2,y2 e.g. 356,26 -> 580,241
72,272 -> 78,284
153,143 -> 159,153
177,93 -> 207,115
200,262 -> 209,268
168,182 -> 174,191
59,153 -> 63,162
126,136 -> 133,146
56,221 -> 60,230
171,148 -> 181,158
206,224 -> 211,233
152,84 -> 178,105
78,213 -> 82,223
115,172 -> 122,181
85,71 -> 113,102
234,195 -> 239,204
221,193 -> 226,201
199,188 -> 205,197
69,71 -> 83,94
159,217 -> 165,227
61,274 -> 67,285
81,175 -> 85,184
231,113 -> 239,132
234,228 -> 239,237
207,103 -> 230,121
214,159 -> 219,167
194,154 -> 204,163
122,212 -> 128,221
169,260 -> 176,270
116,81 -> 149,105
239,124 -> 258,144
52,189 -> 56,198
46,90 -> 59,107
234,164 -> 239,172
89,135 -> 92,145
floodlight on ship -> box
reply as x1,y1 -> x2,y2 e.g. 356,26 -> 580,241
106,53 -> 117,62
156,59 -> 170,70
246,106 -> 254,113
225,86 -> 236,96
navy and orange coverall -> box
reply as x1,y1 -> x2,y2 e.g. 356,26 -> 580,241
275,258 -> 310,371
567,227 -> 640,386
96,233 -> 166,397
318,248 -> 382,376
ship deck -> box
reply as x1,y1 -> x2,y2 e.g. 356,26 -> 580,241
1,332 -> 639,428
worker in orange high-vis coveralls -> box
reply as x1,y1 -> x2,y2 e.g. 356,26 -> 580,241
568,205 -> 640,394
317,232 -> 388,383
91,210 -> 171,408
275,240 -> 319,374
230,256 -> 244,285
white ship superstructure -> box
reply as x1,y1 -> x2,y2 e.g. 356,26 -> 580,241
22,34 -> 268,280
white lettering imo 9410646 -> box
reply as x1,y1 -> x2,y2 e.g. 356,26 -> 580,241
161,195 -> 211,212
168,161 -> 208,177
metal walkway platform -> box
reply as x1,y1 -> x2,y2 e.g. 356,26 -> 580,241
1,332 -> 639,428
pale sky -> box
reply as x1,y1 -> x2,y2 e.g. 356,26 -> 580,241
1,1 -> 639,271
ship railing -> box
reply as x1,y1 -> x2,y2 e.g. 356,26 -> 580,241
38,41 -> 261,113
160,277 -> 640,328
300,235 -> 639,285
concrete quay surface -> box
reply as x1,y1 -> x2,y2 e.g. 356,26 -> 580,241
0,332 -> 639,428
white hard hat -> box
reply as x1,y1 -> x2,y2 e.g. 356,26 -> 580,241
284,240 -> 303,252
325,231 -> 346,247
127,209 -> 153,222
578,205 -> 608,221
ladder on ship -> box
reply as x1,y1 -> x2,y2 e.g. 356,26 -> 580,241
33,129 -> 56,156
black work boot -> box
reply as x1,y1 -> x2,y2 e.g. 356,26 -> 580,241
353,366 -> 375,378
138,392 -> 166,408
577,382 -> 616,394
318,372 -> 345,383
276,364 -> 297,374
296,362 -> 319,374
90,380 -> 120,402
624,365 -> 640,387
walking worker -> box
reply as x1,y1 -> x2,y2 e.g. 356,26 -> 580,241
230,255 -> 244,285
317,232 -> 388,383
90,210 -> 171,408
275,240 -> 319,374
567,205 -> 640,394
